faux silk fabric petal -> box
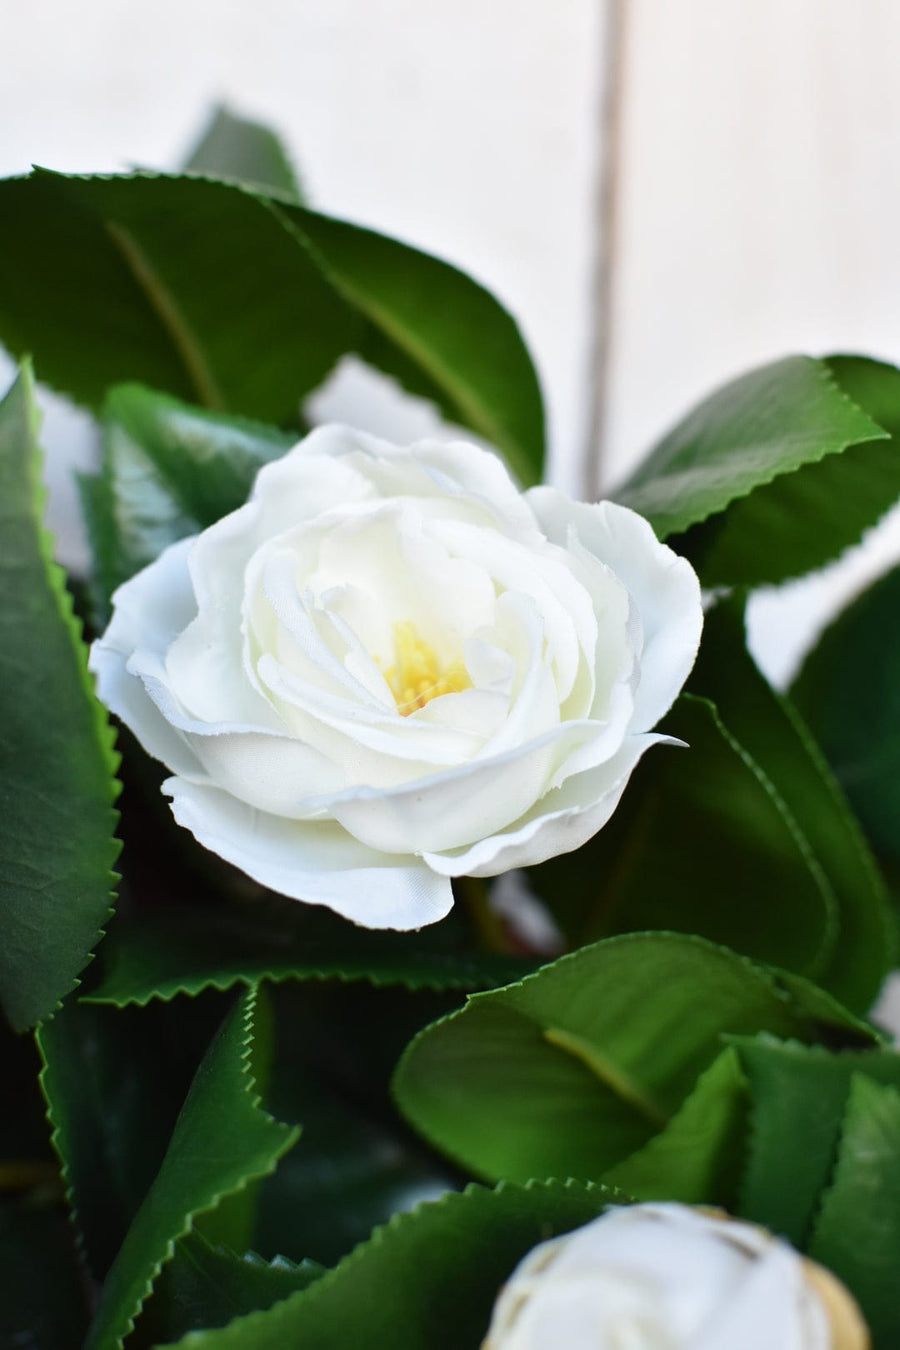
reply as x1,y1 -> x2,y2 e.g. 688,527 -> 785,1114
163,776 -> 454,929
528,489 -> 703,733
89,537 -> 206,780
91,427 -> 704,929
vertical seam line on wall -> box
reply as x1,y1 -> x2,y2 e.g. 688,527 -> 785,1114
584,0 -> 628,499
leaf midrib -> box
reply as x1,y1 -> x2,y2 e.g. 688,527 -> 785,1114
104,220 -> 226,412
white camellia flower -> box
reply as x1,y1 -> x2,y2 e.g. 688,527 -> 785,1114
90,428 -> 702,930
482,1204 -> 869,1350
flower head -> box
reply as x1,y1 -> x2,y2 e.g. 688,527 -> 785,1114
482,1204 -> 869,1350
90,428 -> 702,929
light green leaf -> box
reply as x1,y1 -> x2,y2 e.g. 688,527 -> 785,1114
690,596 -> 894,1011
0,363 -> 119,1031
182,105 -> 302,199
734,1036 -> 900,1249
604,1046 -> 749,1207
615,355 -> 899,585
393,932 -> 867,1185
808,1074 -> 900,1347
82,986 -> 298,1350
156,1180 -> 618,1350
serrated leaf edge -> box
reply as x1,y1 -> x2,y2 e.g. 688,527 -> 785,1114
620,356 -> 888,540
84,984 -> 299,1350
8,359 -> 122,1028
159,1177 -> 622,1350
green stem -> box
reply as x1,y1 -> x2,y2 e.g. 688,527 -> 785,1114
455,875 -> 510,954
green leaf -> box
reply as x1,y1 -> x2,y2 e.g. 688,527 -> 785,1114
36,994 -> 231,1279
392,932 -> 866,1185
792,561 -> 900,875
182,105 -> 302,200
0,170 -> 360,419
144,1232 -> 323,1343
690,596 -> 894,1011
82,985 -> 298,1350
156,1179 -> 618,1350
272,201 -> 545,484
81,382 -> 294,620
615,355 -> 898,585
0,1198 -> 89,1350
604,1046 -> 749,1207
0,363 -> 119,1031
85,901 -> 534,1008
0,171 -> 545,483
528,695 -> 838,980
734,1036 -> 900,1249
808,1075 -> 900,1347
253,982 -> 462,1267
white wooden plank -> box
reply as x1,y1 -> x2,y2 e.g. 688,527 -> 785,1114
600,0 -> 900,681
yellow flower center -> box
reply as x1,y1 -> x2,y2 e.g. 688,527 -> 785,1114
383,621 -> 471,716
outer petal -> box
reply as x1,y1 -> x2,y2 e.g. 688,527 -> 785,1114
421,733 -> 671,877
163,777 -> 453,930
310,425 -> 542,540
528,489 -> 703,733
89,537 -> 205,780
308,720 -> 603,856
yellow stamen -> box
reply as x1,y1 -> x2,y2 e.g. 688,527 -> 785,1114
383,621 -> 470,715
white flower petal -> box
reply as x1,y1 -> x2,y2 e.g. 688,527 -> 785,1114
164,776 -> 453,929
89,537 -> 204,779
422,733 -> 668,876
528,489 -> 703,733
312,721 -> 602,856
92,426 -> 704,928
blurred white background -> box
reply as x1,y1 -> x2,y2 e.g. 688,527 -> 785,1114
3,0 -> 900,687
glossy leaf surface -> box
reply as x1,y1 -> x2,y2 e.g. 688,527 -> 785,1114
0,364 -> 119,1030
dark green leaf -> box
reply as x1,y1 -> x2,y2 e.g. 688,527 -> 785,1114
393,932 -> 867,1184
36,994 -> 228,1279
0,363 -> 119,1030
808,1075 -> 900,1347
82,986 -> 298,1350
0,1198 -> 88,1350
144,1232 -> 323,1342
85,901 -> 534,1008
528,695 -> 837,980
734,1036 -> 900,1249
0,171 -> 545,482
690,596 -> 894,1011
793,561 -> 900,875
182,105 -> 302,199
615,355 -> 898,585
0,1010 -> 55,1174
0,170 -> 360,419
273,202 -> 545,484
82,382 -> 293,620
604,1046 -> 749,1208
253,982 -> 462,1267
156,1179 -> 618,1350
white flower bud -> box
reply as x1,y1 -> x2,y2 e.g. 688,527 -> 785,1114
482,1203 -> 869,1350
